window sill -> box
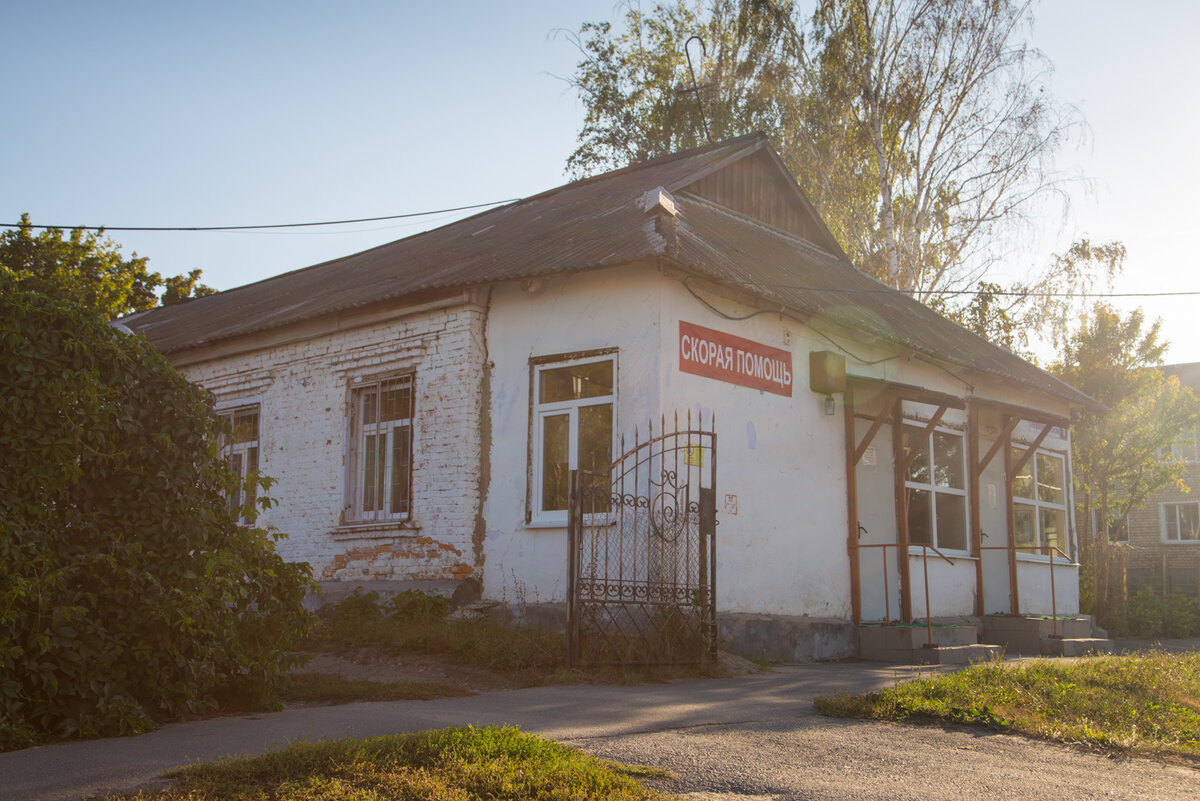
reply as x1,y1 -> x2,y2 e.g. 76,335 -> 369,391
526,518 -> 567,530
1160,539 -> 1200,546
905,546 -> 976,562
331,520 -> 420,540
1015,552 -> 1076,566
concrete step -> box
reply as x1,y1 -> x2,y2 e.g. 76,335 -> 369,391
918,643 -> 1004,665
981,616 -> 1097,655
1039,637 -> 1115,657
857,623 -> 980,662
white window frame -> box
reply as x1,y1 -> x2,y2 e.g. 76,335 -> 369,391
1162,501 -> 1200,544
346,374 -> 414,524
1012,447 -> 1070,560
529,353 -> 617,527
217,403 -> 260,522
902,423 -> 969,554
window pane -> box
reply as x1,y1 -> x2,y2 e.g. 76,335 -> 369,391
390,427 -> 411,515
932,431 -> 964,489
539,360 -> 614,403
936,494 -> 967,550
362,390 -> 377,425
233,410 -> 258,443
1177,432 -> 1198,462
1166,506 -> 1180,541
1040,507 -> 1065,553
904,427 -> 931,485
907,489 -> 932,545
1181,504 -> 1200,541
1011,449 -> 1034,499
363,435 -> 379,512
379,381 -> 412,422
228,452 -> 243,513
1014,505 -> 1037,550
578,404 -> 613,474
541,414 -> 570,512
1037,454 -> 1064,505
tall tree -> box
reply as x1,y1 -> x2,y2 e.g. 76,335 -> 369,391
1049,304 -> 1199,624
0,214 -> 214,318
562,0 -> 1080,303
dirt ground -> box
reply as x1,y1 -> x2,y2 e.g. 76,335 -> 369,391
291,650 -> 525,694
289,648 -> 765,698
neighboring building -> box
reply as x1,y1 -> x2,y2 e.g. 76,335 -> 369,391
1123,363 -> 1200,597
122,134 -> 1101,660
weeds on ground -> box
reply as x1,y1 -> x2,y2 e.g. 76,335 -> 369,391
103,726 -> 674,800
305,589 -> 727,688
305,589 -> 566,683
816,651 -> 1200,761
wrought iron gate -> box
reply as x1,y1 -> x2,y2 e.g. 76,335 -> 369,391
567,412 -> 717,666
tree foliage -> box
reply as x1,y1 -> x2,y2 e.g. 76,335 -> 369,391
0,214 -> 214,319
562,0 -> 1080,304
1049,304 -> 1199,627
0,275 -> 313,750
936,238 -> 1126,358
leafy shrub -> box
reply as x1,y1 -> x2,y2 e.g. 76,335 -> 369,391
0,276 -> 315,749
1128,589 -> 1200,638
386,590 -> 450,624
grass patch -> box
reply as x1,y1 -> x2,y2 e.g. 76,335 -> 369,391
280,673 -> 471,704
816,652 -> 1200,761
105,726 -> 674,800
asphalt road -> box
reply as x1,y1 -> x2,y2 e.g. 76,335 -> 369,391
2,662 -> 1197,800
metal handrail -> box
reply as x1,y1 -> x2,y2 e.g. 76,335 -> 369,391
980,543 -> 1074,638
856,543 -> 897,624
857,542 -> 957,648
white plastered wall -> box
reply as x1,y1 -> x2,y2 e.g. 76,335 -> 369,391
481,264 -> 665,603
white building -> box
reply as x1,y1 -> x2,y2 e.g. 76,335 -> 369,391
124,134 -> 1101,661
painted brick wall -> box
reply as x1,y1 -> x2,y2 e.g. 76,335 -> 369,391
179,302 -> 486,583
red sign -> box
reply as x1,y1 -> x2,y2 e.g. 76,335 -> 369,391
679,321 -> 793,396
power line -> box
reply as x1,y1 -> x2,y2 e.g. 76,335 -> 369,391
0,198 -> 522,232
740,281 -> 1200,299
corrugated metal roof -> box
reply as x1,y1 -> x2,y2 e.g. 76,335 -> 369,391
123,132 -> 1096,408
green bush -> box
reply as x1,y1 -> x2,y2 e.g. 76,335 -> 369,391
1128,589 -> 1200,638
0,276 -> 315,750
386,589 -> 450,624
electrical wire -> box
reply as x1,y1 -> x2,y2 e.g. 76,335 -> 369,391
682,277 -> 901,366
0,198 -> 523,233
736,280 -> 1200,299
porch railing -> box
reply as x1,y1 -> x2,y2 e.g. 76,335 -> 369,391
857,542 -> 956,649
980,544 -> 1074,638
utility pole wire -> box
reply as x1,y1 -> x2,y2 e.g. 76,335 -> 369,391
0,198 -> 522,233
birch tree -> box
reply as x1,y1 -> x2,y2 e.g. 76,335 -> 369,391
561,0 -> 1080,303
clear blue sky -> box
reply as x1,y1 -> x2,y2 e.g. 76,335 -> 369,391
3,1 -> 1196,363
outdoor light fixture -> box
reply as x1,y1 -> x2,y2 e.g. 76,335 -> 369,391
810,350 -> 847,417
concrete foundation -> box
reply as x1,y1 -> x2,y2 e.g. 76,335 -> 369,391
717,613 -> 855,662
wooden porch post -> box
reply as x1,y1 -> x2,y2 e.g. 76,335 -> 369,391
892,399 -> 913,622
844,385 -> 861,624
968,401 -> 984,616
1003,420 -> 1019,616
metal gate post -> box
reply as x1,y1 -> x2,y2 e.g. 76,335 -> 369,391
699,486 -> 716,664
566,468 -> 579,668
